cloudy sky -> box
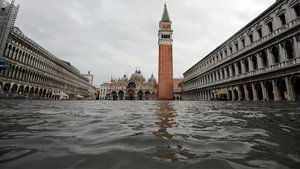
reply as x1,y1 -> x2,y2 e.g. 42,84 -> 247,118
14,0 -> 275,86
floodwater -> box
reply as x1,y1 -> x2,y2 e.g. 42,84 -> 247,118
0,100 -> 299,169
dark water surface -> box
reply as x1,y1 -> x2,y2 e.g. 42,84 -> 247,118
0,100 -> 300,169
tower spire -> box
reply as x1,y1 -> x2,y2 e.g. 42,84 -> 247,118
161,2 -> 170,22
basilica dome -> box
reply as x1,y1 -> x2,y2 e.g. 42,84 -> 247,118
148,74 -> 157,83
120,74 -> 128,82
130,70 -> 145,82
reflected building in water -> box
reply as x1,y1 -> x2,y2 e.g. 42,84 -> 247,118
153,103 -> 178,139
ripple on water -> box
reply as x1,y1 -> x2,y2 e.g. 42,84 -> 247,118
0,100 -> 299,169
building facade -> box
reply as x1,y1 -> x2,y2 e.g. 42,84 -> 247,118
183,0 -> 300,101
83,71 -> 98,100
100,70 -> 158,100
0,1 -> 90,100
158,3 -> 174,100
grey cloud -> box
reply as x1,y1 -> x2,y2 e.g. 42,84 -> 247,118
15,0 -> 274,86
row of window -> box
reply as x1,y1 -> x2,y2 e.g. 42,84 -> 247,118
4,42 -> 89,88
0,64 -> 88,94
186,2 -> 300,78
185,39 -> 297,89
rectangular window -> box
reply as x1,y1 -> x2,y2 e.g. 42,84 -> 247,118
279,14 -> 286,25
235,43 -> 239,51
294,4 -> 300,17
229,47 -> 233,54
249,34 -> 253,43
267,22 -> 273,33
257,29 -> 262,39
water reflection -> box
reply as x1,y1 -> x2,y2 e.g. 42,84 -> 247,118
152,102 -> 182,162
153,102 -> 178,139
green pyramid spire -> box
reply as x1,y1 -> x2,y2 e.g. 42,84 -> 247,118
161,3 -> 171,22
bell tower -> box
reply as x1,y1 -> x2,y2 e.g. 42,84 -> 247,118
158,3 -> 174,100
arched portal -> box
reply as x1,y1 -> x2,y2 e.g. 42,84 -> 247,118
42,89 -> 47,97
265,81 -> 275,101
291,75 -> 300,100
3,83 -> 11,92
127,82 -> 136,89
24,86 -> 30,94
277,78 -> 288,100
39,88 -> 43,97
227,90 -> 233,101
35,88 -> 39,94
18,85 -> 24,94
233,89 -> 238,101
127,89 -> 135,100
239,86 -> 245,101
118,90 -> 124,100
30,87 -> 35,94
145,91 -> 150,100
254,83 -> 263,101
246,84 -> 254,101
138,90 -> 143,100
11,84 -> 18,93
112,91 -> 118,100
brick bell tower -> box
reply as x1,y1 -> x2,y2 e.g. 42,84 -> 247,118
158,3 -> 174,100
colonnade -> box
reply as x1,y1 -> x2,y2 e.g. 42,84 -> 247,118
185,74 -> 300,101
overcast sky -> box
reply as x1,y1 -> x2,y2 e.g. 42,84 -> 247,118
14,0 -> 275,86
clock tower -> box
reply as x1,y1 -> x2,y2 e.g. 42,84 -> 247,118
158,3 -> 174,100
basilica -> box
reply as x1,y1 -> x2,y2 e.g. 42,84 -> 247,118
99,70 -> 158,100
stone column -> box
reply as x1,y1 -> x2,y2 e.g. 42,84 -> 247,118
241,60 -> 246,74
244,84 -> 250,101
207,91 -> 211,101
220,70 -> 223,80
257,53 -> 263,69
267,48 -> 274,66
249,57 -> 254,71
234,63 -> 239,76
261,82 -> 269,101
279,43 -> 287,62
229,66 -> 233,77
252,83 -> 258,101
285,76 -> 295,101
224,68 -> 228,78
293,36 -> 300,58
232,89 -> 237,101
272,80 -> 280,101
237,87 -> 242,101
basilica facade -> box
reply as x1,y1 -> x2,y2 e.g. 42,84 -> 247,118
99,70 -> 158,100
